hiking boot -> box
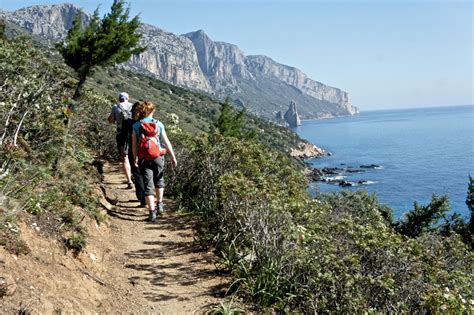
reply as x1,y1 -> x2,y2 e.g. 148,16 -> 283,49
157,202 -> 164,214
148,210 -> 157,223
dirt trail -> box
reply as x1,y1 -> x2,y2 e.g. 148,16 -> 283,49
0,162 -> 228,314
98,161 -> 227,313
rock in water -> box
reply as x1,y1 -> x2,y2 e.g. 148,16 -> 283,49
275,110 -> 286,126
284,100 -> 301,127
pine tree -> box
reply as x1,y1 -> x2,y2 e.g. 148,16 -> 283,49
216,98 -> 246,138
467,175 -> 474,211
395,194 -> 450,238
467,175 -> 474,236
0,19 -> 6,40
56,0 -> 145,100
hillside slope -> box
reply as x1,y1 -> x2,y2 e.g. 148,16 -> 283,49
0,162 -> 229,313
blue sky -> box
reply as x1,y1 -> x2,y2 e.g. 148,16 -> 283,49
1,0 -> 472,110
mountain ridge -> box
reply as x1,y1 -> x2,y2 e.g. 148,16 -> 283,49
0,3 -> 358,119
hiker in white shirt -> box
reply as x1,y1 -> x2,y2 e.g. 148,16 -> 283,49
108,92 -> 134,189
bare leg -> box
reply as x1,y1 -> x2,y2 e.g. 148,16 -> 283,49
123,156 -> 133,184
145,195 -> 155,212
157,188 -> 164,204
156,188 -> 164,212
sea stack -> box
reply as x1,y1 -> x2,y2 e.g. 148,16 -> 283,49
284,100 -> 301,127
275,110 -> 285,125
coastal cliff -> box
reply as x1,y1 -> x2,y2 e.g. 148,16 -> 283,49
126,25 -> 211,92
184,30 -> 358,119
1,3 -> 359,120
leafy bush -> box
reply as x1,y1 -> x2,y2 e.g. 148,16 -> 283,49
168,132 -> 473,313
207,299 -> 244,315
0,228 -> 30,256
65,231 -> 87,255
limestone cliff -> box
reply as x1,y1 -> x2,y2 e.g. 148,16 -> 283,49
2,3 -> 358,120
0,4 -> 88,40
126,25 -> 210,92
184,30 -> 358,119
183,30 -> 253,92
245,55 -> 358,115
1,5 -> 210,91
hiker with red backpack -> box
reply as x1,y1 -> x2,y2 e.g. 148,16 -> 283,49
122,102 -> 146,207
108,92 -> 134,189
132,101 -> 178,222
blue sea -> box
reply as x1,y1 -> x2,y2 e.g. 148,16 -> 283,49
295,105 -> 474,218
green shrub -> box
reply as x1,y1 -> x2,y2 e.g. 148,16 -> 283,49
0,217 -> 30,256
207,298 -> 244,315
168,132 -> 473,313
65,231 -> 87,255
0,37 -> 111,255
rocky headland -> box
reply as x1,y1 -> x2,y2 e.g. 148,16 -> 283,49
290,142 -> 327,160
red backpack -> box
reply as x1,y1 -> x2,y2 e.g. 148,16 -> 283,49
138,120 -> 167,161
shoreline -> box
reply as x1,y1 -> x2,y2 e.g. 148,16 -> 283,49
299,115 -> 357,122
290,141 -> 328,161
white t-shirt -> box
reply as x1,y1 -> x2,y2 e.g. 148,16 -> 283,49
110,101 -> 132,130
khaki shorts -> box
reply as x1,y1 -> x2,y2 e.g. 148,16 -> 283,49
139,157 -> 165,195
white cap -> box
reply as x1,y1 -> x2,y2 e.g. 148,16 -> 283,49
119,92 -> 129,101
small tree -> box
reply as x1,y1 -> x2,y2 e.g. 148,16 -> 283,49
467,175 -> 474,236
56,0 -> 145,100
395,194 -> 450,238
216,98 -> 256,140
0,19 -> 6,40
467,175 -> 474,211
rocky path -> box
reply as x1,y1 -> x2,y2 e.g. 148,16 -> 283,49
98,161 -> 227,314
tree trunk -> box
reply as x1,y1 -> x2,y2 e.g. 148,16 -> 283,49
73,76 -> 86,101
55,76 -> 85,176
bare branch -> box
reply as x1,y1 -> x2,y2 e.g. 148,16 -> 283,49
0,103 -> 17,146
13,109 -> 29,147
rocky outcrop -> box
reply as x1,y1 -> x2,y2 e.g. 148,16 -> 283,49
1,4 -> 88,40
284,101 -> 301,127
3,3 -> 358,120
305,164 -> 381,187
183,30 -> 253,91
290,142 -> 326,160
126,25 -> 210,91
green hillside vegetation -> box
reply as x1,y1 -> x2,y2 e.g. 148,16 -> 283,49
1,31 -> 473,314
87,67 -> 303,154
2,17 -> 303,156
167,132 -> 473,312
0,36 -> 112,256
